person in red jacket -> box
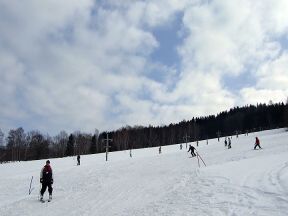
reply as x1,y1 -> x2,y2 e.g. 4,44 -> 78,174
40,160 -> 53,201
254,137 -> 262,150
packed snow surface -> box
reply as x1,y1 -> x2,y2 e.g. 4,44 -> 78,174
1,129 -> 288,216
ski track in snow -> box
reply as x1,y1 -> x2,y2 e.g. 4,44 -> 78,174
0,128 -> 288,216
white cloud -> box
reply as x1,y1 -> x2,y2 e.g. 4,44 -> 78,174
256,53 -> 288,90
0,51 -> 27,118
1,0 -> 288,135
240,52 -> 288,104
240,88 -> 287,105
0,0 -> 162,134
174,0 -> 288,110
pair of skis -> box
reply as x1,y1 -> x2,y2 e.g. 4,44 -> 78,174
40,197 -> 52,203
29,175 -> 53,203
40,199 -> 51,203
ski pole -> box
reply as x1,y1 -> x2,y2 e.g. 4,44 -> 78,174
29,176 -> 33,195
38,182 -> 41,200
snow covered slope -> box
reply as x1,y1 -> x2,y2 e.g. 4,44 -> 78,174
0,129 -> 288,216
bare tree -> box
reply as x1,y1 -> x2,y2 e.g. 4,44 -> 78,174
74,131 -> 92,155
6,127 -> 26,161
26,131 -> 49,160
53,131 -> 68,157
148,126 -> 159,147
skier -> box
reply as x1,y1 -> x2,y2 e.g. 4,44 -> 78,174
180,143 -> 183,150
188,145 -> 196,157
77,155 -> 80,166
224,138 -> 227,147
40,160 -> 53,202
159,146 -> 162,154
228,137 -> 231,149
254,137 -> 262,150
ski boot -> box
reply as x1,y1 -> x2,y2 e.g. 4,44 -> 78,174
48,194 -> 52,202
40,194 -> 44,203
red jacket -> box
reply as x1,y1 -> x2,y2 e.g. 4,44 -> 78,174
40,165 -> 53,184
255,137 -> 260,145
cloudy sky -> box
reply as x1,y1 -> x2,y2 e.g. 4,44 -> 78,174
1,0 -> 288,135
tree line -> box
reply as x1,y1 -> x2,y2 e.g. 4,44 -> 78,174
1,102 -> 288,163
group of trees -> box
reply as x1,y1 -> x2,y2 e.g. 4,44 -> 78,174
1,102 -> 288,163
0,129 -> 103,163
108,102 -> 288,150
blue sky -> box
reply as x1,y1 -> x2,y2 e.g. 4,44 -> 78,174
1,0 -> 288,136
150,12 -> 183,68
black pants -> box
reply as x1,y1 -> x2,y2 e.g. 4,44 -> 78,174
191,151 -> 196,157
254,144 -> 261,149
77,160 -> 80,165
41,183 -> 53,196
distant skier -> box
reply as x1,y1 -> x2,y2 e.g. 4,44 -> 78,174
77,155 -> 80,166
224,138 -> 227,147
180,144 -> 183,150
159,146 -> 162,154
254,137 -> 262,150
40,160 -> 53,202
228,137 -> 231,149
188,145 -> 196,157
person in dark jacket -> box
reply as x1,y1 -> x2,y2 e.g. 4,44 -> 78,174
228,137 -> 231,149
188,145 -> 196,157
40,160 -> 53,201
77,155 -> 80,166
254,137 -> 262,150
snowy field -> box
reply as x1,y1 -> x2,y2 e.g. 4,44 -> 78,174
0,128 -> 288,216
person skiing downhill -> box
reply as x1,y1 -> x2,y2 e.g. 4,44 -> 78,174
224,138 -> 227,147
254,137 -> 262,150
188,145 -> 196,157
40,160 -> 53,202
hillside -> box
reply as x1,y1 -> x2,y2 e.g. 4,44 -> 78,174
0,129 -> 288,216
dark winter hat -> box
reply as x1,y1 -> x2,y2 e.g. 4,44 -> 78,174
46,160 -> 50,164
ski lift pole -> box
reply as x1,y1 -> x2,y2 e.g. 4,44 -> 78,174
103,133 -> 112,161
183,134 -> 190,149
196,151 -> 206,167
